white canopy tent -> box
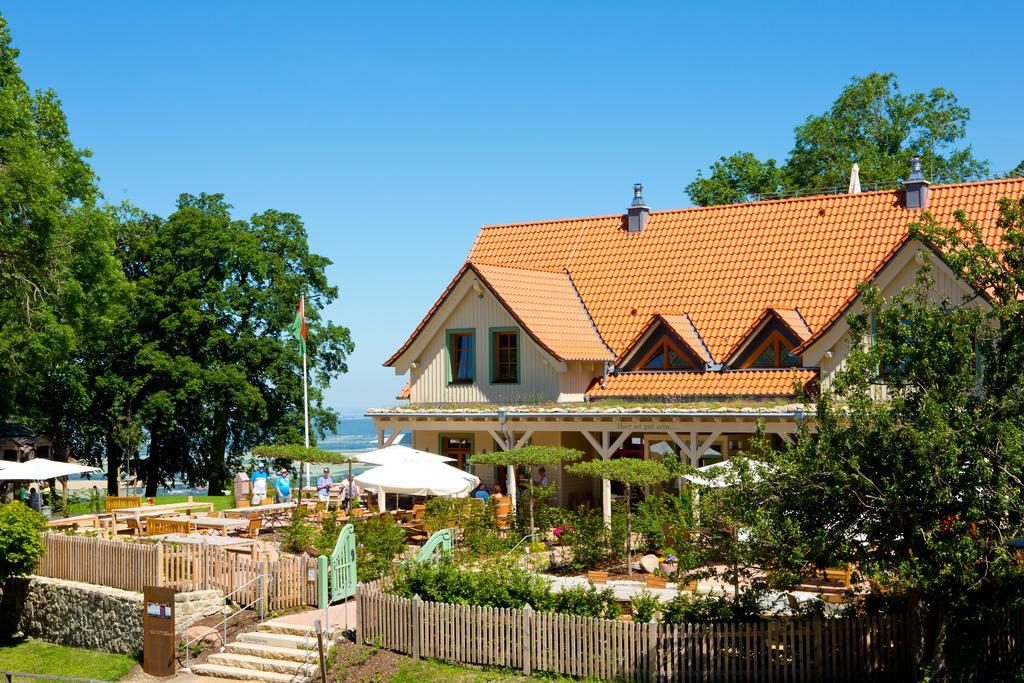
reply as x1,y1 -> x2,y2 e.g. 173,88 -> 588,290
0,458 -> 100,482
354,462 -> 480,511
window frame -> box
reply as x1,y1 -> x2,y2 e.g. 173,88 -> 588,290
446,328 -> 476,385
438,433 -> 475,471
638,337 -> 695,371
488,326 -> 520,384
743,330 -> 801,369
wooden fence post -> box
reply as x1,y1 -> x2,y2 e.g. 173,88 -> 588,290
647,620 -> 658,680
155,542 -> 164,586
412,595 -> 422,661
356,589 -> 365,646
813,616 -> 823,679
522,604 -> 533,676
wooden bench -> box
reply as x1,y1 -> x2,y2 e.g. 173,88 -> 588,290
823,564 -> 854,588
105,496 -> 142,513
146,518 -> 192,536
587,570 -> 609,585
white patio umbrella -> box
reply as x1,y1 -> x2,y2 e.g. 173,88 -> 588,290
354,462 -> 480,511
682,457 -> 775,489
0,457 -> 100,481
356,444 -> 455,467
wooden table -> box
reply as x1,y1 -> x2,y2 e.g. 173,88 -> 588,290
149,532 -> 258,557
221,501 -> 299,528
161,515 -> 248,537
113,501 -> 216,521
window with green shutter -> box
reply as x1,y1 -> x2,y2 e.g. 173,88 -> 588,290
490,328 -> 520,384
446,329 -> 475,384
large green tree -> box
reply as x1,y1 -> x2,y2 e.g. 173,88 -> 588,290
686,73 -> 990,206
115,194 -> 354,495
0,14 -> 123,426
736,196 -> 1024,679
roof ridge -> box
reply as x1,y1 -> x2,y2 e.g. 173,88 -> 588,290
564,267 -> 615,358
475,177 -> 1024,232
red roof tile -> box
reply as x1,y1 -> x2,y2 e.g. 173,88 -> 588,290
467,179 -> 1024,361
586,369 -> 818,400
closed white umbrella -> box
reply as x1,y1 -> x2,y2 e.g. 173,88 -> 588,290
354,462 -> 480,512
356,444 -> 455,466
0,458 -> 100,482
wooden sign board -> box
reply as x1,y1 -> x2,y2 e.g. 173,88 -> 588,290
143,585 -> 176,677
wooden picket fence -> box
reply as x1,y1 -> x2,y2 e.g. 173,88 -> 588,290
36,534 -> 317,610
357,583 -> 938,682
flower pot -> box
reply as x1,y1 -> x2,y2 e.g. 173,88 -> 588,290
660,562 -> 678,575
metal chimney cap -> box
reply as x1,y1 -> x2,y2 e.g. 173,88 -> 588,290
631,183 -> 646,207
909,156 -> 925,181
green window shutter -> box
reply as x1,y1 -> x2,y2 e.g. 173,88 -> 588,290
489,327 -> 519,384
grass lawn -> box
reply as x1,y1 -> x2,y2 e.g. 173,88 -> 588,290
0,638 -> 137,681
151,494 -> 235,511
331,642 -> 597,682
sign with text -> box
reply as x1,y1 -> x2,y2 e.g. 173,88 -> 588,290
143,585 -> 176,677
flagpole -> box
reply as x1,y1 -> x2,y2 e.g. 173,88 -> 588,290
301,295 -> 311,489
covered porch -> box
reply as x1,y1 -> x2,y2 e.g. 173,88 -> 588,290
368,406 -> 810,525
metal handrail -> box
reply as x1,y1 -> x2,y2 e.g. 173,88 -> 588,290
288,618 -> 321,683
505,532 -> 542,556
181,572 -> 272,673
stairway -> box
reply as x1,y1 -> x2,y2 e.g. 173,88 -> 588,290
191,619 -> 338,682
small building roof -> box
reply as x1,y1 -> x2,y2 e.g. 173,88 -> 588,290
585,368 -> 818,401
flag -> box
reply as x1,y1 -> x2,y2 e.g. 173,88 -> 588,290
290,296 -> 306,355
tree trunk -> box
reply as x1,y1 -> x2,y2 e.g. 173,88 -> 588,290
528,479 -> 535,534
625,484 -> 632,578
105,432 -> 122,496
144,432 -> 162,498
207,408 -> 229,496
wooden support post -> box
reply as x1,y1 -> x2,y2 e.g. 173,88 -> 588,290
647,620 -> 658,680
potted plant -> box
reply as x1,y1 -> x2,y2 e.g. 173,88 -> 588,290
659,549 -> 678,576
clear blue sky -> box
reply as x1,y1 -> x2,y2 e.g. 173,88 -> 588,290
4,2 -> 1023,415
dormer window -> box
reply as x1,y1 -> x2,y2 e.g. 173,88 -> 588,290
639,338 -> 695,371
747,332 -> 801,368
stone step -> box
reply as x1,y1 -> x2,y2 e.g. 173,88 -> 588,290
257,620 -> 341,637
237,631 -> 316,650
207,652 -> 316,676
190,663 -> 302,683
225,641 -> 314,662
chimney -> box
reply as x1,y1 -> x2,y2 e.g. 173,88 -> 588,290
903,157 -> 930,209
626,183 -> 649,232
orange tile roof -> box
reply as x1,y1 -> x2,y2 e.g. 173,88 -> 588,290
659,314 -> 714,364
771,308 -> 812,342
467,179 -> 1024,361
396,380 -> 411,400
586,369 -> 818,400
473,263 -> 614,362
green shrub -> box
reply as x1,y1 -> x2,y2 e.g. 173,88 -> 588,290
630,590 -> 661,623
554,584 -> 621,620
0,501 -> 46,582
391,557 -> 552,609
563,506 -> 611,571
280,505 -> 316,555
352,514 -> 407,581
314,511 -> 342,556
660,590 -> 764,624
633,492 -> 694,554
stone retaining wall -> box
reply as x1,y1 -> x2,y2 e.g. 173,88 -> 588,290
0,577 -> 224,655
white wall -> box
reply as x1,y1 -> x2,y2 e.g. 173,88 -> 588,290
407,276 -> 565,404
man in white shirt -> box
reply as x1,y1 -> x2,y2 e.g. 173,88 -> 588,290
316,468 -> 333,503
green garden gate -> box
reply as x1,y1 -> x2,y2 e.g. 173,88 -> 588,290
317,523 -> 357,608
414,527 -> 454,563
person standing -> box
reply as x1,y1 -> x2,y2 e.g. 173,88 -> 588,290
250,463 -> 268,506
275,468 -> 292,503
341,475 -> 360,508
316,468 -> 333,503
28,486 -> 41,512
535,467 -> 550,488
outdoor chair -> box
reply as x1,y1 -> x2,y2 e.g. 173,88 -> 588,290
125,516 -> 145,536
239,516 -> 262,539
587,570 -> 609,585
335,510 -> 349,523
644,575 -> 667,589
823,564 -> 855,588
236,498 -> 250,508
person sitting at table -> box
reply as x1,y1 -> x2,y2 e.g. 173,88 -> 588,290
275,468 -> 291,503
250,463 -> 268,505
490,482 -> 503,498
316,468 -> 333,503
473,483 -> 490,501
